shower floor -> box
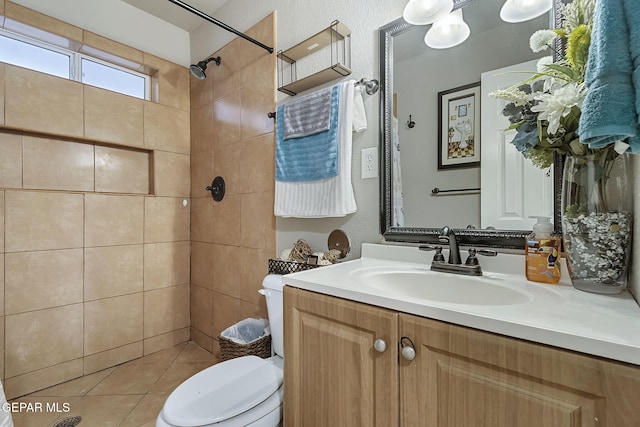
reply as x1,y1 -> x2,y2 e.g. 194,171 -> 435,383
10,342 -> 219,427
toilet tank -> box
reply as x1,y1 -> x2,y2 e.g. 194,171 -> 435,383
262,275 -> 284,358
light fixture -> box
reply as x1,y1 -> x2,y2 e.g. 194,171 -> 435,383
500,0 -> 552,23
424,9 -> 470,49
403,0 -> 454,26
189,56 -> 221,80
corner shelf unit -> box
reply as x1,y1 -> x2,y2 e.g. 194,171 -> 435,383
277,21 -> 352,96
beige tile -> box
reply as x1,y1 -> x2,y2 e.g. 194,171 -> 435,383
144,102 -> 190,154
85,194 -> 144,247
213,91 -> 241,147
241,191 -> 276,250
240,76 -> 275,140
95,145 -> 149,194
190,104 -> 214,155
0,316 -> 4,379
211,244 -> 243,298
83,29 -> 143,62
191,284 -> 213,337
0,64 -> 4,125
88,363 -> 166,396
83,342 -> 143,375
212,143 -> 242,195
211,44 -> 241,102
0,255 -> 3,316
22,136 -> 94,191
144,285 -> 190,338
5,65 -> 83,137
4,2 -> 83,41
191,150 -> 213,197
0,1 -> 3,15
84,85 -> 144,147
240,248 -> 275,306
84,293 -> 143,355
128,342 -> 186,366
211,194 -> 241,245
0,192 -> 4,254
143,242 -> 190,290
190,241 -> 214,289
84,245 -> 143,301
190,64 -> 214,110
4,360 -> 83,400
211,292 -> 243,338
144,53 -> 190,112
9,396 -> 82,427
144,197 -> 190,243
0,132 -> 22,188
175,341 -> 219,364
241,300 -> 268,321
143,328 -> 190,356
31,367 -> 115,397
5,249 -> 83,315
149,361 -> 214,394
4,191 -> 83,252
59,395 -> 144,427
238,52 -> 276,89
153,151 -> 190,197
191,329 -> 214,354
5,304 -> 83,378
190,196 -> 213,243
240,133 -> 275,194
119,393 -> 168,427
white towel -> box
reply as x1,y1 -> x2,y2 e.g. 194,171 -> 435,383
353,85 -> 368,133
275,80 -> 362,217
0,381 -> 14,427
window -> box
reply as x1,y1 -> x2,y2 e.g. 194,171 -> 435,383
0,28 -> 150,100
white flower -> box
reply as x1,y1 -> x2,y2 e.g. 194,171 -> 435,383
529,30 -> 557,53
489,88 -> 530,106
530,82 -> 586,135
536,56 -> 554,73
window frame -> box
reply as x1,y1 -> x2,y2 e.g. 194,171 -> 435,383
0,27 -> 151,100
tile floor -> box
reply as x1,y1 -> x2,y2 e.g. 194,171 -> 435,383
10,342 -> 219,427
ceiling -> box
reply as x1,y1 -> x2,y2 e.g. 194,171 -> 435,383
121,0 -> 229,32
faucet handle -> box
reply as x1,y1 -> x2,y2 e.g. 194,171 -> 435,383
418,245 -> 445,263
465,248 -> 498,266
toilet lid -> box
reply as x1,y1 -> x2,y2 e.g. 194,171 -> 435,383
162,356 -> 283,427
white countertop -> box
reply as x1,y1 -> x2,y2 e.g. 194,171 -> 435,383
283,243 -> 640,366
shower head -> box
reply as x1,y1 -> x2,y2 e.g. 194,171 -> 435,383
189,56 -> 221,80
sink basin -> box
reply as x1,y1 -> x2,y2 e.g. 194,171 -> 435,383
351,266 -> 532,306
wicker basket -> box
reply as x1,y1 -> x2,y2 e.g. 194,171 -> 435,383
218,333 -> 272,361
268,258 -> 322,275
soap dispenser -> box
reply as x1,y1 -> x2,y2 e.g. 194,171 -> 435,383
525,216 -> 561,284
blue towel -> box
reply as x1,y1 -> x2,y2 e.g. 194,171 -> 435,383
275,85 -> 340,182
578,0 -> 640,152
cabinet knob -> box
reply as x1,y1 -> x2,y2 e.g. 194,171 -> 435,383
400,336 -> 416,361
374,338 -> 387,353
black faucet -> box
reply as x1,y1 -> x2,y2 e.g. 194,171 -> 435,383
438,226 -> 462,265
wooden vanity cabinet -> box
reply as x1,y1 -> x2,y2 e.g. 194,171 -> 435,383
284,287 -> 640,427
400,314 -> 640,427
283,286 -> 399,426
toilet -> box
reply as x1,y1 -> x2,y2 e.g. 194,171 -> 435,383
156,275 -> 285,427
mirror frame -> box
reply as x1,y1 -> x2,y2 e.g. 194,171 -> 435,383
379,0 -> 565,249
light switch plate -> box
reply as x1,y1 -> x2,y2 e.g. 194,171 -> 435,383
361,147 -> 378,179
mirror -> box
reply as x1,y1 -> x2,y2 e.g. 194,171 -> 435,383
379,0 -> 564,249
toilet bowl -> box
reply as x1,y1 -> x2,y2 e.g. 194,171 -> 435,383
156,275 -> 284,427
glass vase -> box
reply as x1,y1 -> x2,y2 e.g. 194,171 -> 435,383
561,151 -> 632,294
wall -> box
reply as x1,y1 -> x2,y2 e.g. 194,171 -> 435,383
0,1 -> 191,398
191,0 -> 407,259
189,14 -> 277,355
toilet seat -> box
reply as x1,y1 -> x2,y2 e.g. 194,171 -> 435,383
160,356 -> 283,427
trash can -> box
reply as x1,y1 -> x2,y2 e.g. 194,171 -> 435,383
218,318 -> 271,361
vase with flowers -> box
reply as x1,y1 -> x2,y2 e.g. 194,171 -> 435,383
490,0 -> 632,294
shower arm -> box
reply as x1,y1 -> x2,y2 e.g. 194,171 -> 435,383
167,0 -> 274,54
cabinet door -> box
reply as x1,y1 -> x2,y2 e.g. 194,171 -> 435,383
400,314 -> 640,427
284,287 -> 399,427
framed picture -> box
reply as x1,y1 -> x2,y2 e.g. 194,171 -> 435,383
437,82 -> 481,170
